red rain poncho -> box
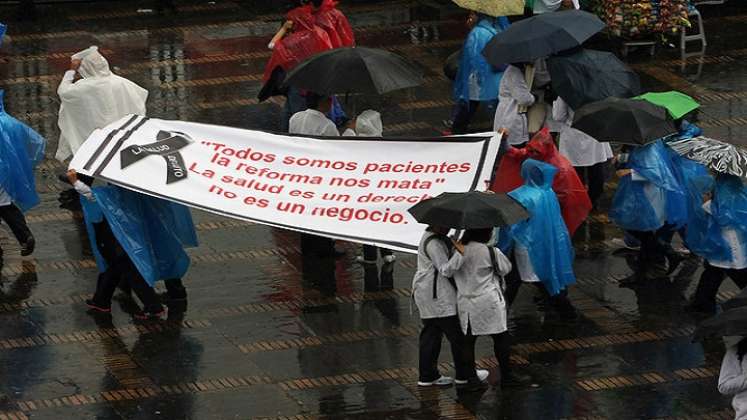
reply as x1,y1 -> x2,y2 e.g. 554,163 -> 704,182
491,128 -> 592,235
314,0 -> 355,48
262,5 -> 333,82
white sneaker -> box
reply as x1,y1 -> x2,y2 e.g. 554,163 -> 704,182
417,376 -> 454,387
382,254 -> 396,263
355,256 -> 377,264
455,369 -> 489,385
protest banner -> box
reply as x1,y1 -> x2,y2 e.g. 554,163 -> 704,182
70,115 -> 502,253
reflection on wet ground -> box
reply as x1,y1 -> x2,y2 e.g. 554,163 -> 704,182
0,0 -> 746,418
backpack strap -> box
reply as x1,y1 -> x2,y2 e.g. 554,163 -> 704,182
424,234 -> 455,299
487,245 -> 507,292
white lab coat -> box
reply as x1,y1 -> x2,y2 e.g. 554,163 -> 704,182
412,232 -> 458,319
493,65 -> 535,146
441,242 -> 512,335
553,97 -> 613,167
56,46 -> 148,162
719,345 -> 747,420
703,201 -> 747,270
289,109 -> 340,136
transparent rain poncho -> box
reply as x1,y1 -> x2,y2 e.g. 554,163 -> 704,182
81,185 -> 198,286
56,46 -> 148,161
0,90 -> 46,211
453,15 -> 510,102
610,140 -> 687,232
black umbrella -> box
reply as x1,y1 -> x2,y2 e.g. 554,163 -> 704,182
547,49 -> 641,110
282,47 -> 424,95
407,191 -> 529,229
667,136 -> 747,178
572,97 -> 677,146
481,10 -> 605,66
694,306 -> 747,342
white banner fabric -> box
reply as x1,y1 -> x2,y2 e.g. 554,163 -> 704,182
70,115 -> 502,253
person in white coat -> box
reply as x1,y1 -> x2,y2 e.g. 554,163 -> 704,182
441,228 -> 520,387
56,46 -> 148,162
552,96 -> 613,207
342,110 -> 397,264
718,337 -> 747,420
289,93 -> 340,258
493,64 -> 536,146
412,225 -> 487,387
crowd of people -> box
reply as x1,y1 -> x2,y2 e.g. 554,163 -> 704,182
1,0 -> 747,411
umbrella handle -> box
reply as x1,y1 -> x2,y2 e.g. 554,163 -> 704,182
269,21 -> 291,49
518,64 -> 535,114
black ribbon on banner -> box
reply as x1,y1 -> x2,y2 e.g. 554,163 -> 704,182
120,130 -> 192,184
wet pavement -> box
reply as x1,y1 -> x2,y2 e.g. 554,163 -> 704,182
1,0 -> 747,418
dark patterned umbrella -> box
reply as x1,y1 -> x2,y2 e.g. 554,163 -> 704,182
667,136 -> 747,178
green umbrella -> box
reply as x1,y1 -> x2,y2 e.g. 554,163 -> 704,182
635,91 -> 700,120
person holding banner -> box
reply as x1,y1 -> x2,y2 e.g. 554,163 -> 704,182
68,170 -> 197,319
56,46 -> 148,163
341,110 -> 397,264
0,89 -> 46,260
412,225 -> 488,388
290,93 -> 341,257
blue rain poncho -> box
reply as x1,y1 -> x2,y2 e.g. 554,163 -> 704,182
501,159 -> 576,296
0,23 -> 5,47
453,16 -> 511,102
684,174 -> 747,264
80,185 -> 198,286
0,90 -> 46,211
610,140 -> 686,232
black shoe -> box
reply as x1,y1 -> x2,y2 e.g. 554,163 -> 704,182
85,299 -> 112,313
134,306 -> 166,320
20,236 -> 35,256
455,378 -> 489,391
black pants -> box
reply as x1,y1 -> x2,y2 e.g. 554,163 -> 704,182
692,261 -> 747,308
300,234 -> 335,258
464,326 -> 512,378
419,315 -> 473,382
574,162 -> 606,208
91,220 -> 162,312
452,101 -> 480,135
503,253 -> 572,309
628,230 -> 668,267
362,245 -> 393,261
0,204 -> 32,252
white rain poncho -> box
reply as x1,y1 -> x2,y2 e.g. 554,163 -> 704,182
56,46 -> 148,161
288,109 -> 339,137
342,110 -> 382,137
552,97 -> 613,167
